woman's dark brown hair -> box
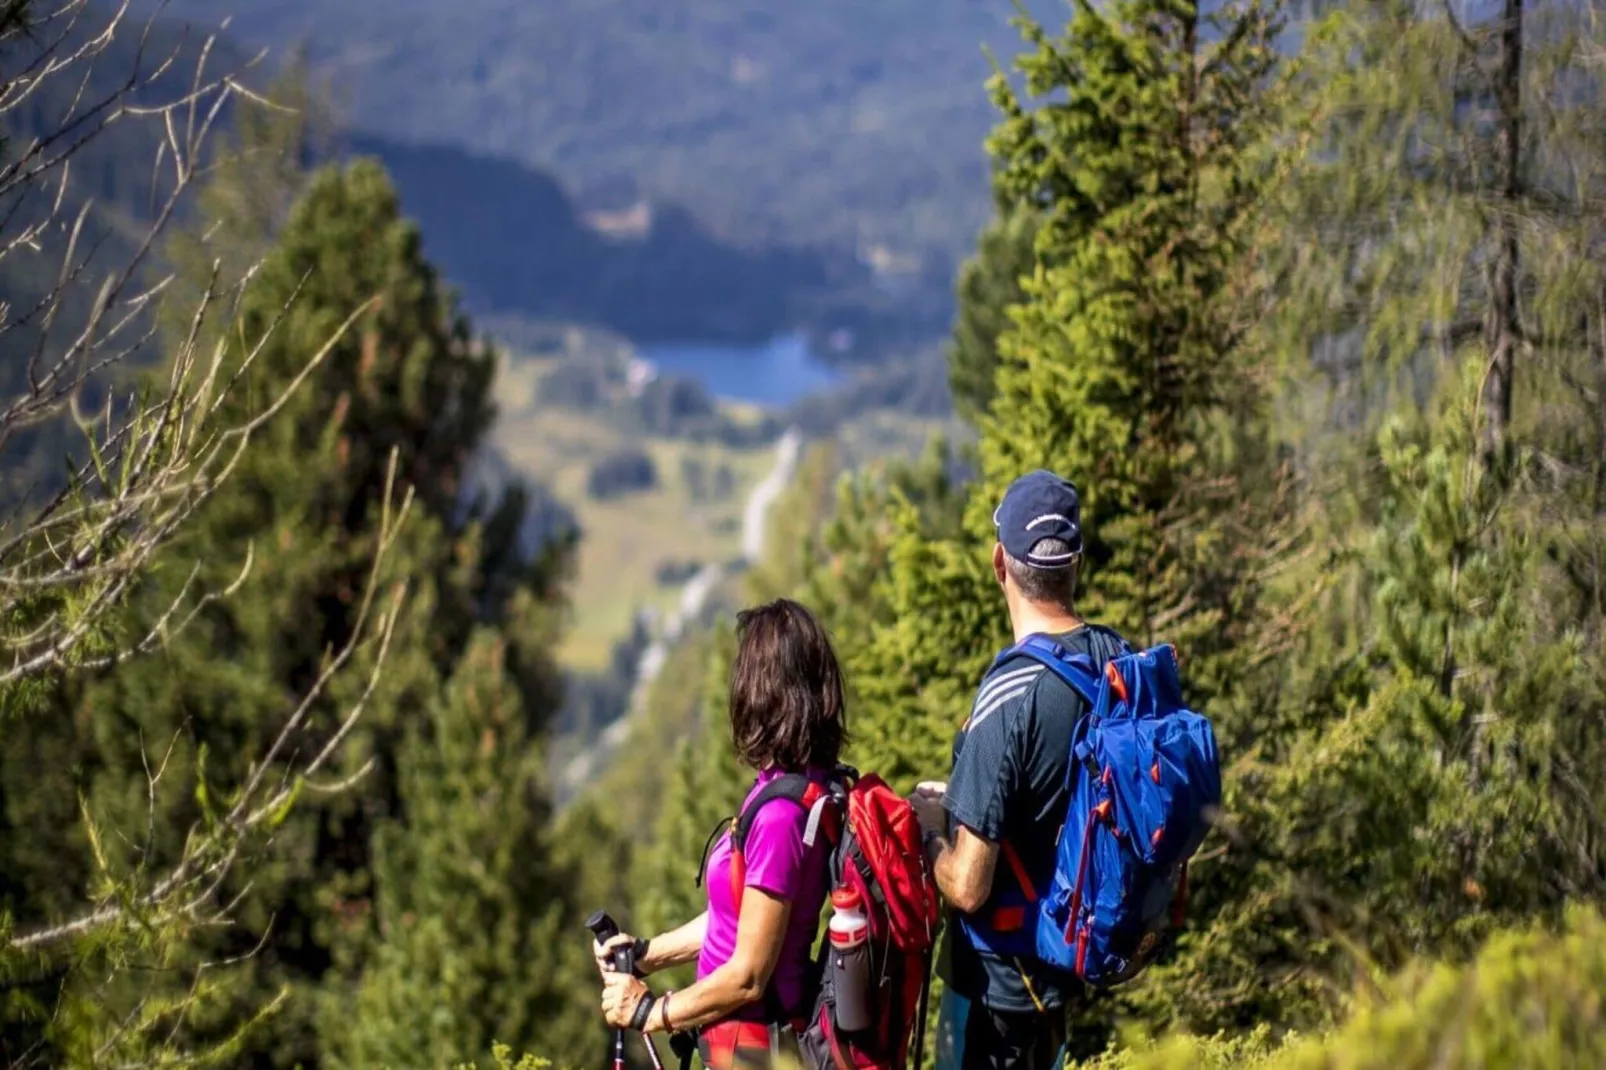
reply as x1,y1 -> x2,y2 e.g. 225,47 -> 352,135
728,598 -> 847,772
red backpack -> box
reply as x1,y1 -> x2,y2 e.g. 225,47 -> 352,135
712,766 -> 940,1070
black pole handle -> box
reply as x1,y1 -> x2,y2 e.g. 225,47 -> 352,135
585,909 -> 620,942
589,909 -> 627,1070
586,909 -> 636,974
587,910 -> 667,1069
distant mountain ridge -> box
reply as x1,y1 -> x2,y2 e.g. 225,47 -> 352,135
347,133 -> 925,351
1,2 -> 941,386
133,0 -> 1065,342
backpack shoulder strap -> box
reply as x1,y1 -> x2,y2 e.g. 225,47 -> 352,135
1009,634 -> 1103,705
729,774 -> 836,910
731,774 -> 814,852
728,773 -> 833,1025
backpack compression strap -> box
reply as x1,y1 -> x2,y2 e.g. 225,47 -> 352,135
988,634 -> 1117,919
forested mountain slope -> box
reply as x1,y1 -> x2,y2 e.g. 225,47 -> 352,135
133,0 -> 1061,311
345,132 -> 911,349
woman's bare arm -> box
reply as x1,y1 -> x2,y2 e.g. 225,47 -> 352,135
640,912 -> 708,974
641,888 -> 791,1033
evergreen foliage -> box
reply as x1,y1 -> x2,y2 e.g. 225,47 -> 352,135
55,156 -> 515,1065
2,117 -> 593,1061
947,206 -> 1038,426
622,0 -> 1606,1060
1135,363 -> 1601,1033
632,629 -> 747,966
8,0 -> 1606,1064
1121,0 -> 1606,1037
326,633 -> 591,1068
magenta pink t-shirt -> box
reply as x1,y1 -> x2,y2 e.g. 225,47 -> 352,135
697,768 -> 831,1018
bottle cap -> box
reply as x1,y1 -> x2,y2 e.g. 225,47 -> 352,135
831,887 -> 862,913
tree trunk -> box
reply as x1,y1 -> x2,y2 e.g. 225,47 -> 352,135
1461,0 -> 1526,892
1481,0 -> 1524,463
1593,296 -> 1606,628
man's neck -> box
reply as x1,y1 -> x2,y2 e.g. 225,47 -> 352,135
1010,604 -> 1084,643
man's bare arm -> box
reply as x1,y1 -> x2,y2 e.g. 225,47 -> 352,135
924,824 -> 999,915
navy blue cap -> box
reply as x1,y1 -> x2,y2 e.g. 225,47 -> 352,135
992,469 -> 1083,568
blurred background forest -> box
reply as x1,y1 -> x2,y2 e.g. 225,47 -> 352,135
1,0 -> 1603,1068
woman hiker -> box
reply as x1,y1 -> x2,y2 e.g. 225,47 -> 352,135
595,598 -> 846,1069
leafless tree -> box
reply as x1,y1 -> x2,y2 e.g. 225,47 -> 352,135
0,2 -> 410,1064
0,0 -> 324,685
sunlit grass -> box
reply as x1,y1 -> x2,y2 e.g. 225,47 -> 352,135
492,352 -> 773,670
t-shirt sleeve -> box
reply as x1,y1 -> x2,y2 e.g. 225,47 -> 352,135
741,798 -> 809,900
944,689 -> 1029,843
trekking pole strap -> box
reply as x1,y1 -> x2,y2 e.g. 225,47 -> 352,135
668,1029 -> 699,1070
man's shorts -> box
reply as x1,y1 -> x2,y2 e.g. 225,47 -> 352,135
934,988 -> 1068,1070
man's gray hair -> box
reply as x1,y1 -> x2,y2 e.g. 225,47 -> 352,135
1004,537 -> 1080,610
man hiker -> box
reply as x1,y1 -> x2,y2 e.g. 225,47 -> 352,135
909,469 -> 1129,1070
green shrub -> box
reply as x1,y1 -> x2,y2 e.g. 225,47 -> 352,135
1092,907 -> 1606,1069
456,1042 -> 553,1070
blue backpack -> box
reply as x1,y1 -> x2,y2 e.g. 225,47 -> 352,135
1006,635 -> 1221,986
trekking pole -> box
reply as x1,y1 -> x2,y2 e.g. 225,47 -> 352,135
910,946 -> 933,1070
587,910 -> 667,1070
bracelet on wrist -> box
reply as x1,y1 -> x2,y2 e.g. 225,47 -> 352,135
659,990 -> 674,1033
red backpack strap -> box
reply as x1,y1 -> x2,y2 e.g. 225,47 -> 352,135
728,774 -> 833,913
1000,841 -> 1039,902
844,773 -> 941,952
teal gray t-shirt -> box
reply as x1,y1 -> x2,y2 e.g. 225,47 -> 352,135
936,624 -> 1129,1013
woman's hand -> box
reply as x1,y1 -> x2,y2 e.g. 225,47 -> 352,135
600,971 -> 651,1029
592,933 -> 637,977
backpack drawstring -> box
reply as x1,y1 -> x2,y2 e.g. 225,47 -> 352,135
1013,958 -> 1048,1014
694,816 -> 733,889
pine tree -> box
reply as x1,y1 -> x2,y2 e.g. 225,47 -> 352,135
1135,0 -> 1606,1034
325,632 -> 591,1069
78,158 -> 498,1064
1152,360 -> 1603,1032
975,0 -> 1289,690
947,207 -> 1039,426
761,0 -> 1294,1052
827,0 -> 1292,820
17,154 -> 575,1066
0,64 -> 355,1068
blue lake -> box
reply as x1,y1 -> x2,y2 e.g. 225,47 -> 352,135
638,332 -> 840,408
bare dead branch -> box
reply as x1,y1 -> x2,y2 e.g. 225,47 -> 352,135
7,458 -> 414,952
0,295 -> 374,685
0,3 -> 413,1011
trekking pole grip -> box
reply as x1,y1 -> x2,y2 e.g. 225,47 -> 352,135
586,910 -> 637,974
587,911 -> 668,1070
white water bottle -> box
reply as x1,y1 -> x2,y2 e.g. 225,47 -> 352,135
828,887 -> 872,1033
